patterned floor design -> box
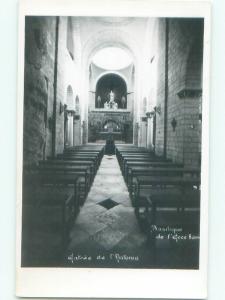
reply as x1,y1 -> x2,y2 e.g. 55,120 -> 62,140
65,155 -> 151,268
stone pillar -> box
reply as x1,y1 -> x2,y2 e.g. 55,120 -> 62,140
147,117 -> 152,150
66,110 -> 75,147
73,115 -> 81,146
139,117 -> 147,148
146,111 -> 155,151
82,121 -> 88,144
64,112 -> 69,148
134,122 -> 139,146
68,115 -> 73,147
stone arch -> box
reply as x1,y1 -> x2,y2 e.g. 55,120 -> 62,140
95,73 -> 127,109
82,28 -> 139,68
94,71 -> 129,89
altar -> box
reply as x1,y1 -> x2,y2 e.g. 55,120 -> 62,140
88,91 -> 133,143
99,131 -> 122,141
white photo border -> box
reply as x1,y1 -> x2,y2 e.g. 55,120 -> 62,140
16,0 -> 211,298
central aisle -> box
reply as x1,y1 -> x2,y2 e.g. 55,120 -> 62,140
66,155 -> 150,268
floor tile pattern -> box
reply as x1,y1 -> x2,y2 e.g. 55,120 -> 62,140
66,155 -> 149,268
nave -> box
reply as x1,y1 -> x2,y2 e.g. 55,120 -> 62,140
22,143 -> 200,269
21,16 -> 203,270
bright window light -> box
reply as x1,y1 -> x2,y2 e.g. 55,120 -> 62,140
92,47 -> 132,70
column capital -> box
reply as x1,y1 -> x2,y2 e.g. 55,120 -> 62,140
177,88 -> 202,99
66,109 -> 76,117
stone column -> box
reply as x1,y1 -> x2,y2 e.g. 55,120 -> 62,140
73,115 -> 81,146
134,122 -> 139,146
66,110 -> 75,147
82,121 -> 88,144
146,111 -> 154,151
147,117 -> 152,150
139,117 -> 148,148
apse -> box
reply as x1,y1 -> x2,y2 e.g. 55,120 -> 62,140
95,74 -> 127,109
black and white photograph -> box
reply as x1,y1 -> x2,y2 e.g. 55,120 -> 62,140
16,0 -> 210,298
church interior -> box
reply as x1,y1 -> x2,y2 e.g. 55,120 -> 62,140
21,16 -> 204,269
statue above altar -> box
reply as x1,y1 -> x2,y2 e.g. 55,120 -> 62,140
109,90 -> 114,102
104,90 -> 118,110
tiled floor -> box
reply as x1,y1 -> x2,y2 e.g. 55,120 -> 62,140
65,155 -> 152,268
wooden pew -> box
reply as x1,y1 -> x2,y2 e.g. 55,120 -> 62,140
22,187 -> 75,265
143,190 -> 200,253
40,159 -> 95,182
115,146 -> 200,256
58,149 -> 103,172
133,175 -> 200,208
60,155 -> 99,170
123,161 -> 179,182
22,168 -> 82,265
128,166 -> 200,192
121,157 -> 169,175
116,149 -> 149,160
148,189 -> 200,221
38,163 -> 91,203
49,157 -> 98,175
116,149 -> 152,163
64,151 -> 103,163
36,172 -> 81,214
117,153 -> 155,168
65,145 -> 105,160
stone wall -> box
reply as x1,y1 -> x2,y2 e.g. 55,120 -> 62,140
154,18 -> 203,167
23,16 -> 56,167
23,16 -> 79,167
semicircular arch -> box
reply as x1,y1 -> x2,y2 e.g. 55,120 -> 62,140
82,28 -> 139,67
95,73 -> 127,109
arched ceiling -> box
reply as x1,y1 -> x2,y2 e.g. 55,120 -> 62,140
82,28 -> 140,66
92,47 -> 133,70
92,17 -> 135,26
